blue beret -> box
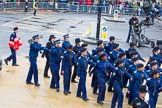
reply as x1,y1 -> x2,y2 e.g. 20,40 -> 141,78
32,34 -> 39,40
13,27 -> 18,31
75,38 -> 81,43
150,62 -> 157,67
115,59 -> 124,65
67,45 -> 73,49
97,40 -> 103,45
118,52 -> 126,58
131,51 -> 138,55
63,34 -> 69,38
130,42 -> 135,46
149,57 -> 156,62
132,57 -> 139,62
81,43 -> 88,48
137,63 -> 144,68
80,48 -> 87,53
152,70 -> 160,75
97,48 -> 104,52
113,43 -> 119,49
55,39 -> 61,44
139,85 -> 147,93
153,46 -> 160,52
109,36 -> 115,41
99,53 -> 107,60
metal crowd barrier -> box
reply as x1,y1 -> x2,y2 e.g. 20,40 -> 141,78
0,2 -> 141,15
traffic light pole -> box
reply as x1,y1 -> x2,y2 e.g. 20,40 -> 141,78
96,0 -> 102,40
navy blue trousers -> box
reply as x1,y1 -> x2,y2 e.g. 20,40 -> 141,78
26,57 -> 38,84
6,48 -> 16,65
77,73 -> 87,99
50,62 -> 60,89
63,66 -> 72,92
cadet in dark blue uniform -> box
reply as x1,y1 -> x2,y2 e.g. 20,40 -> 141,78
61,45 -> 77,95
150,46 -> 162,67
132,85 -> 149,108
109,43 -> 120,65
147,70 -> 162,108
89,48 -> 104,94
92,40 -> 104,56
145,57 -> 157,71
71,38 -> 81,83
109,59 -> 131,108
62,34 -> 71,50
42,35 -> 56,78
104,36 -> 115,56
118,52 -> 131,87
76,48 -> 89,101
125,42 -> 145,62
49,40 -> 65,92
4,27 -> 19,66
128,63 -> 148,104
127,57 -> 139,75
96,53 -> 114,104
26,35 -> 48,86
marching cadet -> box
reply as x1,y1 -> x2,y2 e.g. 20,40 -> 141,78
71,38 -> 81,83
61,45 -> 77,95
128,63 -> 148,105
49,39 -> 65,92
109,43 -> 120,65
42,35 -> 56,78
132,85 -> 149,108
92,40 -> 104,55
104,36 -> 116,56
4,27 -> 19,66
95,53 -> 114,104
118,52 -> 131,87
150,46 -> 162,67
147,70 -> 162,108
109,59 -> 131,108
127,57 -> 139,75
89,48 -> 104,94
26,35 -> 49,86
62,34 -> 71,50
126,42 -> 146,62
76,48 -> 90,101
147,62 -> 162,76
145,57 -> 157,71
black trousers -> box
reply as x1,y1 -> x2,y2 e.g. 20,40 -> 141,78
44,58 -> 52,77
71,64 -> 77,81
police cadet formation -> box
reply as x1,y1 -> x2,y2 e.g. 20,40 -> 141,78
4,27 -> 162,108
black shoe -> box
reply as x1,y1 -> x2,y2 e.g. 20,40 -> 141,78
26,82 -> 34,85
97,101 -> 104,104
44,76 -> 50,78
93,92 -> 99,95
76,95 -> 82,98
50,86 -> 56,89
71,80 -> 78,83
12,64 -> 19,66
56,89 -> 60,92
68,91 -> 71,94
64,91 -> 68,95
35,83 -> 40,87
83,98 -> 89,102
4,59 -> 8,65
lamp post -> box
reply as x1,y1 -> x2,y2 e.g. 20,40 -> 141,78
96,0 -> 102,40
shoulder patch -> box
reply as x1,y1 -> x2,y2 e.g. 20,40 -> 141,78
134,71 -> 137,74
147,78 -> 151,81
115,67 -> 118,70
136,102 -> 141,106
78,57 -> 81,60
